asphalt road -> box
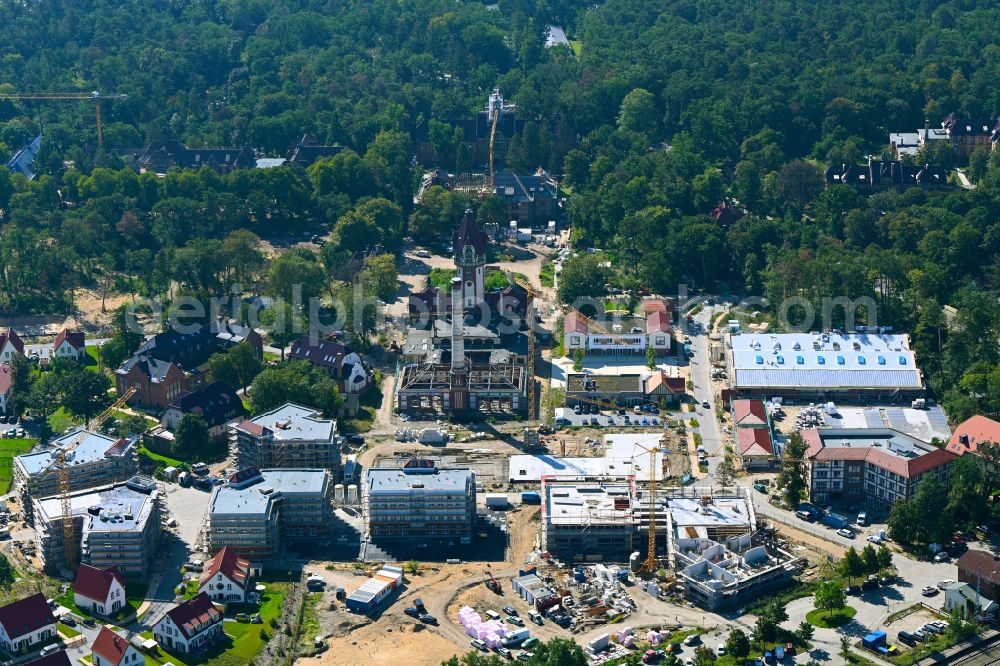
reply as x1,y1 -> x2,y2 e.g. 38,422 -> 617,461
687,303 -> 726,479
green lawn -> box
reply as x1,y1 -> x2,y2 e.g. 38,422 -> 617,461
58,623 -> 81,638
428,267 -> 454,290
57,582 -> 145,620
806,606 -> 857,628
48,407 -> 82,435
145,582 -> 290,666
569,39 -> 582,56
138,445 -> 185,469
0,438 -> 36,493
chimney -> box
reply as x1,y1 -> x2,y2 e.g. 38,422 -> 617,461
450,277 -> 466,372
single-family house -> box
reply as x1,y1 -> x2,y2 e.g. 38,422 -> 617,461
737,429 -> 775,469
161,382 -> 247,440
0,593 -> 57,653
288,336 -> 371,416
73,564 -> 127,616
0,328 -> 24,363
91,627 -> 143,666
198,547 -> 252,605
153,592 -> 223,654
52,330 -> 87,362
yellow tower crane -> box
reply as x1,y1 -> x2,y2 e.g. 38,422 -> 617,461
635,431 -> 687,573
56,386 -> 136,573
0,91 -> 128,149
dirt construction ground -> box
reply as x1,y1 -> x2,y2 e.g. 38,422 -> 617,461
299,505 -> 543,666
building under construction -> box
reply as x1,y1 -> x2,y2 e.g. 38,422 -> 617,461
398,210 -> 529,415
229,404 -> 340,475
32,477 -> 162,577
13,430 -> 137,507
541,481 -> 758,565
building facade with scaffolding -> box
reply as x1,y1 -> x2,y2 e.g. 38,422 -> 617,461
398,210 -> 530,416
14,430 -> 137,504
364,458 -> 476,545
229,403 -> 340,475
32,477 -> 162,577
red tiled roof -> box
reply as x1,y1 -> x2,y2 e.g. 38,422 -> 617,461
0,364 -> 11,395
732,400 -> 768,427
564,312 -> 587,334
92,627 -> 131,666
74,564 -> 125,603
0,328 -> 24,355
0,593 -> 56,639
199,547 -> 251,589
802,429 -> 824,457
640,300 -> 667,314
164,592 -> 221,639
645,372 -> 685,395
947,415 -> 1000,457
54,329 -> 86,351
235,420 -> 270,437
957,550 -> 1000,586
738,429 -> 773,457
806,429 -> 956,478
646,311 -> 671,334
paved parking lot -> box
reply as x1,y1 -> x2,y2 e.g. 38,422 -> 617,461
554,407 -> 670,428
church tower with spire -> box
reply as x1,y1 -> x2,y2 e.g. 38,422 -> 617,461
451,207 -> 486,309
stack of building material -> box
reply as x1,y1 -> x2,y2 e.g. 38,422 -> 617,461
457,606 -> 509,647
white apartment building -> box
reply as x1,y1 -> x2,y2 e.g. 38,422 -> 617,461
364,459 -> 476,545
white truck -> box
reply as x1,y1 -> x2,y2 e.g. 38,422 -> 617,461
501,628 -> 531,648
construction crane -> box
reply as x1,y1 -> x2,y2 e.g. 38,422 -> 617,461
0,91 -> 128,149
504,271 -> 540,421
56,386 -> 136,573
485,90 -> 505,194
634,431 -> 687,573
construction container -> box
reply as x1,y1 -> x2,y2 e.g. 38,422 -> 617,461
521,491 -> 541,505
485,493 -> 508,509
862,630 -> 886,651
588,634 -> 610,654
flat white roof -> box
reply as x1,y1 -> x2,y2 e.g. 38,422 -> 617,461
832,405 -> 950,443
509,433 -> 666,482
731,332 -> 922,390
545,483 -> 632,526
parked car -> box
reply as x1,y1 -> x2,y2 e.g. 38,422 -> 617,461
683,634 -> 700,646
235,613 -> 250,622
867,535 -> 884,544
516,652 -> 533,662
250,614 -> 262,624
419,614 -> 437,625
934,551 -> 951,562
702,401 -> 710,409
404,607 -> 420,618
506,616 -> 524,626
716,645 -> 726,656
496,647 -> 512,659
837,528 -> 855,538
921,586 -> 938,596
502,606 -> 518,616
937,579 -> 956,589
471,639 -> 489,652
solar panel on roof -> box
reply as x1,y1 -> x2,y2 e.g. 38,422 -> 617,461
776,355 -> 784,364
796,355 -> 804,364
858,356 -> 865,364
898,356 -> 906,365
755,355 -> 763,364
817,356 -> 825,364
837,356 -> 844,365
878,356 -> 885,365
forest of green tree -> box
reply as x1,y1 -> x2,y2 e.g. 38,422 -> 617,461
3,0 -> 1000,419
